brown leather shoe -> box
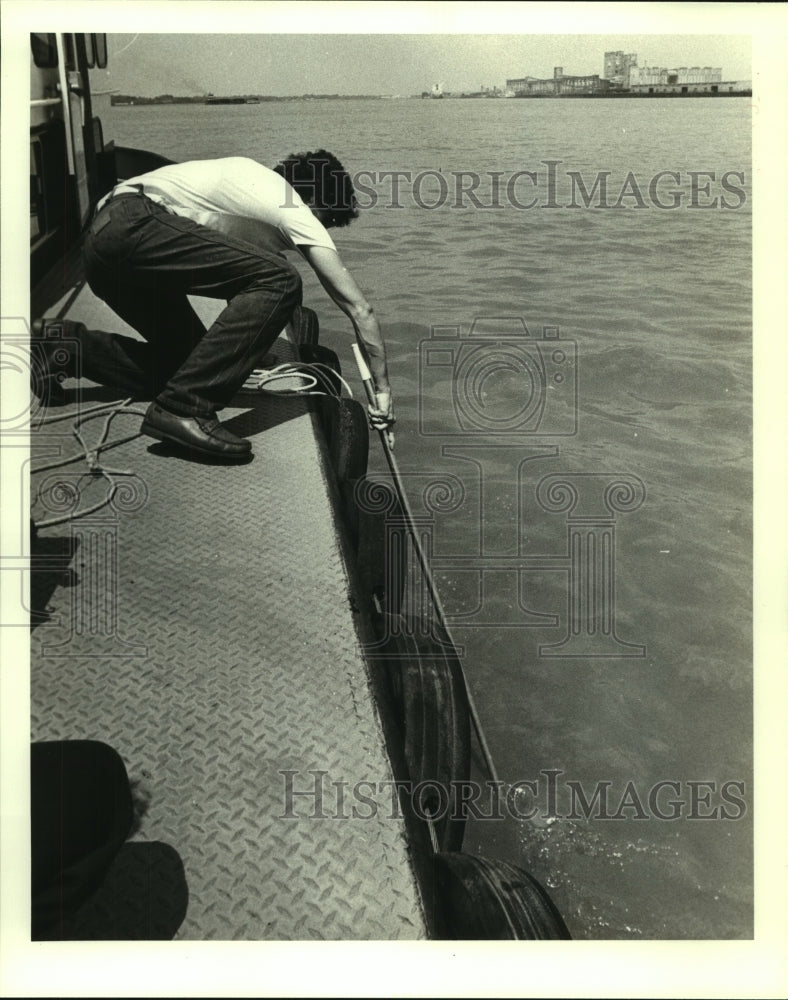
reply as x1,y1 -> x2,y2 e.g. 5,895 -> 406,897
141,401 -> 252,460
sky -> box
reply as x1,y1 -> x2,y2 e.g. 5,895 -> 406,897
97,31 -> 752,98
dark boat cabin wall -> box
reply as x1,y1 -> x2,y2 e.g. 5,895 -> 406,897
30,32 -> 115,287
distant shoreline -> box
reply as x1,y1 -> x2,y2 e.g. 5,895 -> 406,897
110,90 -> 752,107
110,94 -> 398,106
508,91 -> 752,99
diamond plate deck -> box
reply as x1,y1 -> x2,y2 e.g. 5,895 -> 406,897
29,291 -> 427,940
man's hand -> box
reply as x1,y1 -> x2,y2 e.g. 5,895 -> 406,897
368,387 -> 395,448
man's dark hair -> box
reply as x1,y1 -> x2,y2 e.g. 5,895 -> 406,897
272,149 -> 359,228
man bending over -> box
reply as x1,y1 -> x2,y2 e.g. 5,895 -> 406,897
34,149 -> 394,461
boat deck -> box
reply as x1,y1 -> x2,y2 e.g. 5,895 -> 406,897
29,277 -> 427,939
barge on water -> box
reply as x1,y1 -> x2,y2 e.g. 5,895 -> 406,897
204,95 -> 261,105
21,31 -> 570,942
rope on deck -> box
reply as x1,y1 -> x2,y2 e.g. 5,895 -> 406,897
31,361 -> 352,530
32,398 -> 145,528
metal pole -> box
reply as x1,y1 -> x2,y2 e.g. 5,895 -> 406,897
352,345 -> 501,787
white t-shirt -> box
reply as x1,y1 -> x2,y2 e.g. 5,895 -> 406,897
124,156 -> 337,255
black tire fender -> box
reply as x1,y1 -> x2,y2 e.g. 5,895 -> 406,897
433,852 -> 571,940
297,342 -> 342,397
382,618 -> 471,853
314,396 -> 369,549
291,305 -> 319,347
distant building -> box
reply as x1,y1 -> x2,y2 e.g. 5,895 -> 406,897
604,51 -> 639,89
506,66 -> 606,96
505,52 -> 749,99
629,78 -> 750,96
629,65 -> 722,86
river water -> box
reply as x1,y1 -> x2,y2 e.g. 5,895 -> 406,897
102,95 -> 752,939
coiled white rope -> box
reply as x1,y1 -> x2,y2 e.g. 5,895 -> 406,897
32,362 -> 352,529
32,398 -> 146,528
247,361 -> 354,399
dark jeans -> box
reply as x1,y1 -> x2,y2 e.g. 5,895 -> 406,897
79,192 -> 302,417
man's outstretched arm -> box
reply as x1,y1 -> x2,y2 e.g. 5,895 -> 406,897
300,244 -> 394,433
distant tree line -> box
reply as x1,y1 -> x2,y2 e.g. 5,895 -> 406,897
111,93 -> 389,105
111,94 -> 206,105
